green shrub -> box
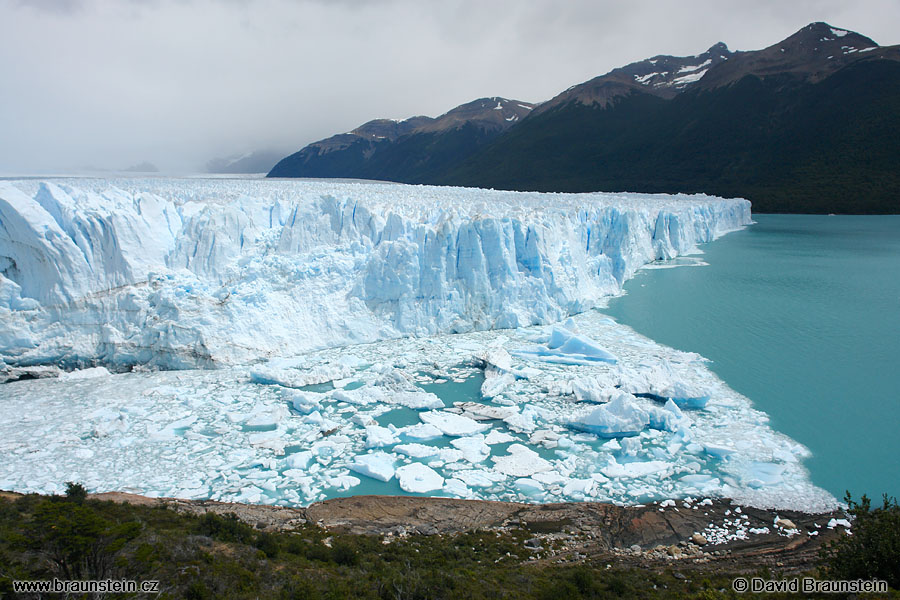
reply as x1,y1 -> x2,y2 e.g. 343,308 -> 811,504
331,541 -> 358,567
196,512 -> 256,544
25,499 -> 140,580
255,531 -> 280,558
64,481 -> 88,504
820,492 -> 900,588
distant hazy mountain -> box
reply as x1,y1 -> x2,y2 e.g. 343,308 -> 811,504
270,23 -> 900,213
267,97 -> 535,182
123,161 -> 159,173
206,150 -> 284,174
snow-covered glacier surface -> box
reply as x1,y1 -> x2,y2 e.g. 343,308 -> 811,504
0,178 -> 835,511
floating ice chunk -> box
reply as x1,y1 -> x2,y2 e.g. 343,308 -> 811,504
249,367 -> 310,388
58,366 -> 112,380
602,457 -> 674,479
491,443 -> 553,477
452,402 -> 517,421
514,477 -> 545,496
484,430 -> 516,445
249,430 -> 286,454
90,409 -> 130,437
571,376 -> 618,403
477,346 -> 513,371
450,435 -> 490,463
568,392 -> 649,438
503,405 -> 545,433
443,478 -> 473,498
619,436 -> 642,457
398,423 -> 444,441
148,415 -> 196,440
311,439 -> 346,461
394,443 -> 441,459
246,405 -> 289,428
364,425 -> 397,448
437,448 -> 464,463
512,325 -> 618,365
387,391 -> 444,410
289,390 -> 324,415
741,462 -> 786,488
419,411 -> 489,436
547,327 -> 617,362
333,386 -> 385,406
250,364 -> 352,388
454,468 -> 506,487
235,485 -> 264,504
481,371 -> 515,399
704,444 -> 735,459
326,474 -> 361,491
529,429 -> 561,449
349,452 -> 396,482
562,478 -> 595,498
658,381 -> 711,409
285,451 -> 314,470
395,463 -> 444,493
648,399 -> 689,432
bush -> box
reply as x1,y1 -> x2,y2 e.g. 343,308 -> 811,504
64,482 -> 88,504
196,512 -> 256,544
820,492 -> 900,588
26,499 -> 140,580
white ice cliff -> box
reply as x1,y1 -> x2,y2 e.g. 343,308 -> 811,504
0,178 -> 750,371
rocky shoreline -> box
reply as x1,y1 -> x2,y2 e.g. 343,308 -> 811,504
69,491 -> 849,574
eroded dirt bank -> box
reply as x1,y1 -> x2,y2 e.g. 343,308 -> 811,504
81,492 -> 848,573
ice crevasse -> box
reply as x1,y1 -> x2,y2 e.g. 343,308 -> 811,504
0,178 -> 751,370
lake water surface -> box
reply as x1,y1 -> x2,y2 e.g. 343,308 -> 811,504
602,214 -> 900,501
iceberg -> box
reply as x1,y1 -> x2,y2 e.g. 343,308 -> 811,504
348,452 -> 396,482
568,392 -> 650,437
395,463 -> 444,494
491,443 -> 553,477
512,326 -> 618,366
419,411 -> 490,437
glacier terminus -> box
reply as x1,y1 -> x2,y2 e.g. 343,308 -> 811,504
0,178 -> 837,513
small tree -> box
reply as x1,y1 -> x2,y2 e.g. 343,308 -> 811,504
26,496 -> 140,580
820,492 -> 900,589
64,481 -> 88,504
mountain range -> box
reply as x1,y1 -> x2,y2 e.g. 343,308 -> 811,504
267,23 -> 900,214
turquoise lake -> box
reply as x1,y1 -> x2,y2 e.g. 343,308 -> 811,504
602,214 -> 900,502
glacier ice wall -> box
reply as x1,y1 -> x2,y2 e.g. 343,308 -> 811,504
0,178 -> 750,369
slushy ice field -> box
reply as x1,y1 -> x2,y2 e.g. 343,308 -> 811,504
0,178 -> 837,512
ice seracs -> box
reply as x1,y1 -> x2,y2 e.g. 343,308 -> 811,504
0,177 -> 750,371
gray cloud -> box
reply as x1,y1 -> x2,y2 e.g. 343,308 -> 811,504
0,0 -> 897,173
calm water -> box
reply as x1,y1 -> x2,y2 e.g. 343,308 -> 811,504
603,214 -> 900,501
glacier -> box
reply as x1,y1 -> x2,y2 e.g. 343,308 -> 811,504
0,177 -> 838,512
0,177 -> 749,372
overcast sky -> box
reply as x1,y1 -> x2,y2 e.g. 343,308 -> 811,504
1,0 -> 897,174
